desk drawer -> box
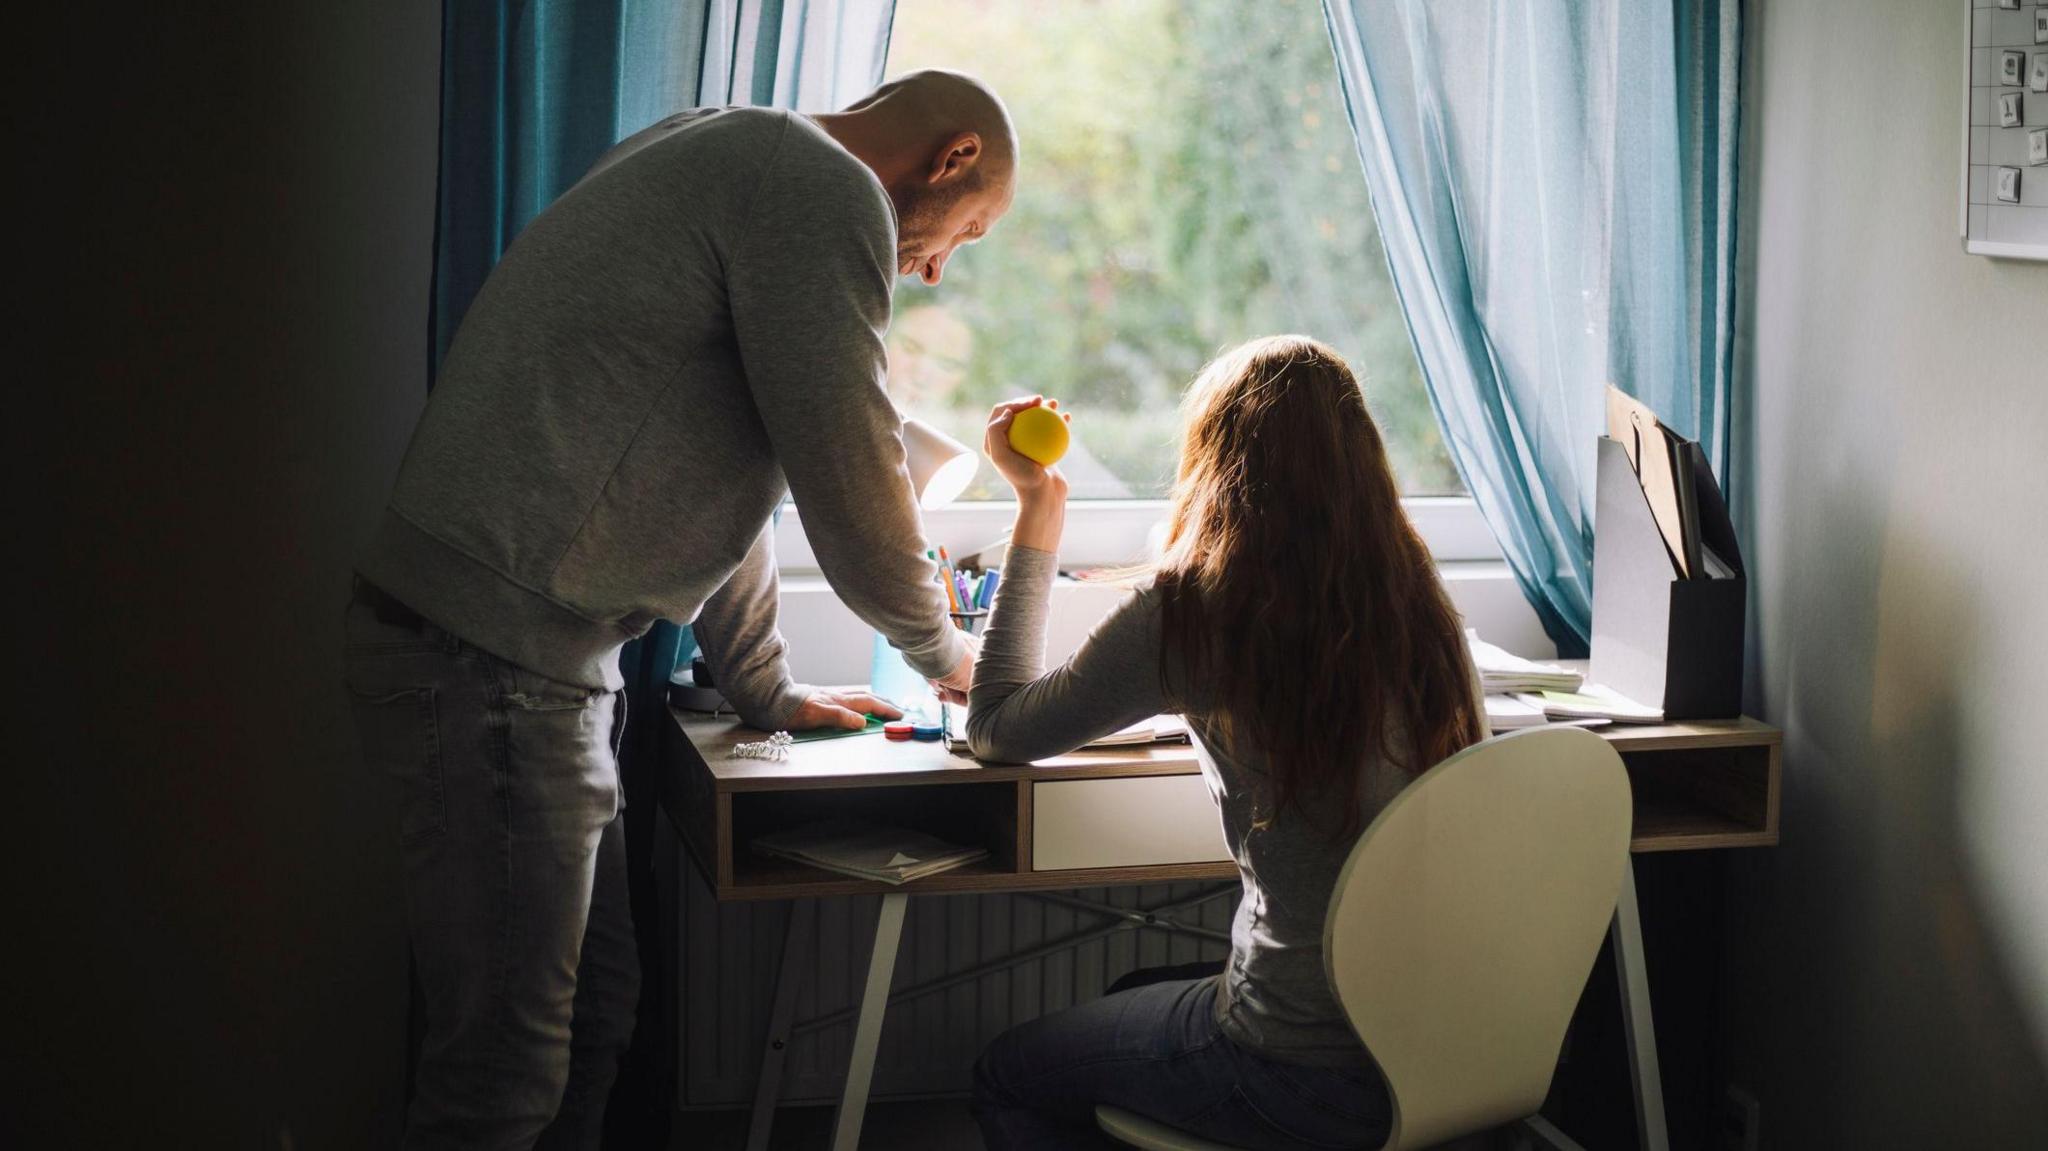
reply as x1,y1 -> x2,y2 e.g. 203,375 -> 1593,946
1032,775 -> 1231,871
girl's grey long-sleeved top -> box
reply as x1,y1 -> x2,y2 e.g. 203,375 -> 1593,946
968,545 -> 1465,1068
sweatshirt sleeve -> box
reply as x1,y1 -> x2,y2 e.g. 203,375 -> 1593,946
966,546 -> 1173,764
691,520 -> 811,731
725,119 -> 966,680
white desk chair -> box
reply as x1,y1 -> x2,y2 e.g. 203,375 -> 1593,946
1097,726 -> 1632,1151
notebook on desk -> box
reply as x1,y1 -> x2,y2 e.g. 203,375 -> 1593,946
941,707 -> 1190,756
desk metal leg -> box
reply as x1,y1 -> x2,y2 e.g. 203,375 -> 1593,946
830,891 -> 908,1151
746,898 -> 815,1151
1611,861 -> 1668,1151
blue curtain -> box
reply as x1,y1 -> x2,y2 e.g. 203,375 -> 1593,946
1320,0 -> 1741,655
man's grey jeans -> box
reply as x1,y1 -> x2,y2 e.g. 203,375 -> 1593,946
345,588 -> 639,1150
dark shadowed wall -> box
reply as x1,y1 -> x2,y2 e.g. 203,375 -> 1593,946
17,3 -> 439,1145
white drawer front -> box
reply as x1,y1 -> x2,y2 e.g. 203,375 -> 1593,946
1032,775 -> 1232,871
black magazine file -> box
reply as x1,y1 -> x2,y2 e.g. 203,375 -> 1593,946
1589,437 -> 1745,719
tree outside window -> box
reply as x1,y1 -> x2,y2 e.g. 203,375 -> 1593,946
886,0 -> 1463,500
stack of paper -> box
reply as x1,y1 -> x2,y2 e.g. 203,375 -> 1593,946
1466,631 -> 1585,695
1484,694 -> 1550,732
752,820 -> 988,885
1511,685 -> 1663,725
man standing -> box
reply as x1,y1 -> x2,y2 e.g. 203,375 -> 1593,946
345,71 -> 1016,1148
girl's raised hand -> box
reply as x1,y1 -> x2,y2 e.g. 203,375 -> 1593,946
983,396 -> 1070,500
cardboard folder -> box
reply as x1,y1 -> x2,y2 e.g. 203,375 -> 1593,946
1605,386 -> 1701,579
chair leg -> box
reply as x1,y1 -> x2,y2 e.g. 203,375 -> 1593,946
1610,861 -> 1669,1151
1522,1114 -> 1591,1151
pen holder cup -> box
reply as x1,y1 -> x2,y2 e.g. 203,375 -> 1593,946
1590,437 -> 1746,720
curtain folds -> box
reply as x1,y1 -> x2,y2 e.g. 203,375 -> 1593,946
1320,0 -> 1741,654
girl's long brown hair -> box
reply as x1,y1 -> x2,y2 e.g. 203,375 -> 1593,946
1155,336 -> 1484,836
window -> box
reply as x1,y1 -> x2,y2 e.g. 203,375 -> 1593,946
883,0 -> 1465,502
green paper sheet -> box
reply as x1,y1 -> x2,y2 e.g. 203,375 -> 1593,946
788,715 -> 889,743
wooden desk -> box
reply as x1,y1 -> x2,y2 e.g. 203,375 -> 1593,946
665,710 -> 1779,899
661,707 -> 1781,1151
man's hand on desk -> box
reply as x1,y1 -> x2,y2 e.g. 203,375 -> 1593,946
788,689 -> 903,731
930,630 -> 980,706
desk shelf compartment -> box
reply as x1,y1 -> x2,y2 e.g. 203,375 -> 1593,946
1621,742 -> 1780,853
725,780 -> 1024,900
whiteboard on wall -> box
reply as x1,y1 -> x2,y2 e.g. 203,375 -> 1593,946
1962,1 -> 2048,259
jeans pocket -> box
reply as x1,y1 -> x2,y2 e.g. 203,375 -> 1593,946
349,686 -> 445,842
500,661 -> 605,712
493,664 -> 621,833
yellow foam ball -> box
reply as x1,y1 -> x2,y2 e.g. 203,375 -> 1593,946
1007,405 -> 1070,466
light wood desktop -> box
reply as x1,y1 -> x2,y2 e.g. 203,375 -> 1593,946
665,709 -> 1778,899
660,705 -> 1780,1151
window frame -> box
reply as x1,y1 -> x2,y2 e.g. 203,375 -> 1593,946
772,495 -> 1499,574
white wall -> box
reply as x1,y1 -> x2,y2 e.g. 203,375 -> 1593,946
18,4 -> 438,1145
1728,1 -> 2048,1144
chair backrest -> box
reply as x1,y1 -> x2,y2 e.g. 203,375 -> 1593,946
1323,726 -> 1631,1151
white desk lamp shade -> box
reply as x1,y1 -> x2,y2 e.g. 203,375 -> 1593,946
903,417 -> 979,510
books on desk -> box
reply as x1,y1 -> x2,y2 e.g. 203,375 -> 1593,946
1467,630 -> 1584,695
940,708 -> 1190,755
1087,714 -> 1190,747
751,819 -> 988,885
1485,693 -> 1553,731
1484,693 -> 1619,733
1512,686 -> 1663,725
1469,629 -> 1659,730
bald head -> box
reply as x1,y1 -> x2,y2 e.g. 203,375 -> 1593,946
814,69 -> 1017,285
841,69 -> 1018,186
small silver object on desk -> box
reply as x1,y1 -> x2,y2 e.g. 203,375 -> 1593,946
730,731 -> 795,761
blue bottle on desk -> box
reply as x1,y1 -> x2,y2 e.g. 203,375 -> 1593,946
869,633 -> 938,722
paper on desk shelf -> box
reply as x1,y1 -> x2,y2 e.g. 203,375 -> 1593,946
751,819 -> 987,885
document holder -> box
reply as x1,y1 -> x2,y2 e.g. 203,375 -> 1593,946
1590,436 -> 1745,719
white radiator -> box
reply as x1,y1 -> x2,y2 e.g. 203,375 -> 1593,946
677,855 -> 1238,1107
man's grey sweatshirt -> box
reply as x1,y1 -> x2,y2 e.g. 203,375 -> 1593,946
359,107 -> 966,721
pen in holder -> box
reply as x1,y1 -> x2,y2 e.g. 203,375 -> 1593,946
949,609 -> 989,637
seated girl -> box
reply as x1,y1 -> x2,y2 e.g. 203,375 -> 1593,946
961,335 -> 1485,1150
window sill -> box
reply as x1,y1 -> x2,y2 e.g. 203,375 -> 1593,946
773,495 -> 1499,574
772,558 -> 1548,686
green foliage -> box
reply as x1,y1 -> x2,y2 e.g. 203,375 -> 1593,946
887,0 -> 1462,498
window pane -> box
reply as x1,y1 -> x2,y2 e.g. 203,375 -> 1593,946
886,0 -> 1464,499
